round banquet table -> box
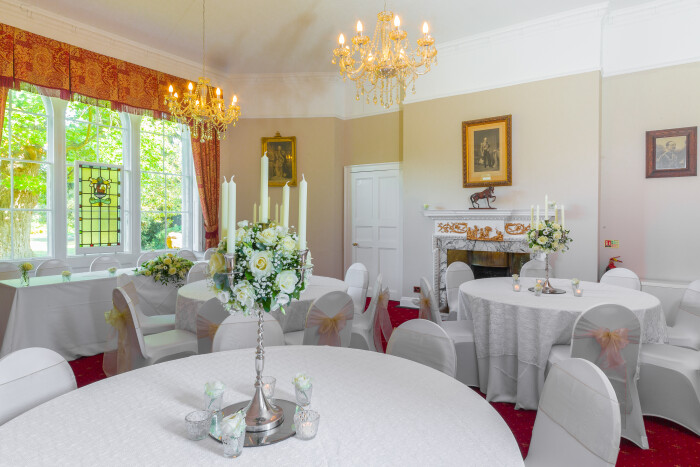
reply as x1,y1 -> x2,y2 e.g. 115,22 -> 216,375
176,275 -> 348,334
0,346 -> 523,466
458,277 -> 667,410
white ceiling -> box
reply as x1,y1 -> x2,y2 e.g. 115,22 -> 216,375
19,0 -> 648,74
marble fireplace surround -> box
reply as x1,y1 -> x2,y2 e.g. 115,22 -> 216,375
424,209 -> 532,307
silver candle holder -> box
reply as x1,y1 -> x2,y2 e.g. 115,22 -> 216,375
224,253 -> 236,289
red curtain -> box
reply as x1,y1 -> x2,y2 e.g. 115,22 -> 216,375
191,136 -> 220,249
0,24 -> 13,88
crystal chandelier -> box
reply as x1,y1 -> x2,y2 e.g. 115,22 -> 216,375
332,10 -> 437,108
165,0 -> 240,142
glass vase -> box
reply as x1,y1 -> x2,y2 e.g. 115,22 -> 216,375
20,273 -> 29,287
295,384 -> 313,408
222,432 -> 245,458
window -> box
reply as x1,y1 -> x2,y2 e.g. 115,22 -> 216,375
65,101 -> 128,255
140,116 -> 192,251
0,91 -> 50,260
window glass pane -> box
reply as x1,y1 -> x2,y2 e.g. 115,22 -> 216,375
66,101 -> 97,122
164,134 -> 182,174
141,135 -> 163,173
141,172 -> 165,211
0,115 -> 8,159
99,126 -> 124,165
99,107 -> 121,127
0,209 -> 10,259
13,210 -> 48,258
66,209 -> 75,256
66,121 -> 98,164
10,114 -> 48,161
10,91 -> 47,115
140,115 -> 161,134
166,175 -> 182,212
141,212 -> 166,250
0,160 -> 10,209
13,162 -> 48,209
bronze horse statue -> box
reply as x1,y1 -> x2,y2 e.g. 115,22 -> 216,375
470,186 -> 496,209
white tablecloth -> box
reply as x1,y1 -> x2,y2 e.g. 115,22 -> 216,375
0,269 -> 177,360
458,277 -> 667,409
176,276 -> 348,333
0,346 -> 523,466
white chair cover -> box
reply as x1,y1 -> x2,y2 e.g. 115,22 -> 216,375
0,262 -> 21,280
571,304 -> 648,449
203,248 -> 218,261
176,249 -> 198,262
600,268 -> 641,291
35,259 -> 71,277
526,358 -> 621,466
349,275 -> 382,352
212,313 -> 285,352
186,262 -> 209,284
195,298 -> 229,354
372,286 -> 392,352
136,251 -> 159,266
344,263 -> 369,315
419,277 -> 442,324
520,259 -> 548,278
117,273 -> 177,318
386,319 -> 457,377
0,347 -> 77,425
667,279 -> 700,350
302,291 -> 355,347
446,262 -> 474,320
90,255 -> 120,272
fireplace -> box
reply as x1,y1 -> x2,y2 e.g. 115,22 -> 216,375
447,250 -> 530,279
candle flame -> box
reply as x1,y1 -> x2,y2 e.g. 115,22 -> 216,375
168,85 -> 173,93
394,15 -> 400,28
356,21 -> 363,33
215,87 -> 221,96
338,33 -> 345,45
423,22 -> 429,34
188,82 -> 193,91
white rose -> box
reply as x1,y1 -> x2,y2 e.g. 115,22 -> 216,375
235,228 -> 248,243
276,293 -> 290,308
278,235 -> 297,253
275,225 -> 288,237
249,250 -> 274,278
552,241 -> 560,250
205,380 -> 225,398
232,280 -> 256,309
543,228 -> 551,235
237,220 -> 249,228
537,236 -> 548,245
292,373 -> 312,390
552,223 -> 561,230
217,290 -> 231,304
276,270 -> 298,294
553,231 -> 562,240
537,222 -> 545,230
257,228 -> 278,247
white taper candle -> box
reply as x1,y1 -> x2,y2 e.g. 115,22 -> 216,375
227,176 -> 236,254
221,177 -> 228,239
282,182 -> 290,228
253,202 -> 257,224
261,152 -> 269,222
298,174 -> 307,250
561,205 -> 565,230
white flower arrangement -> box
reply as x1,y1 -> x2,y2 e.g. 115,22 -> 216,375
527,220 -> 572,254
512,274 -> 519,281
209,221 -> 312,315
293,373 -> 312,390
221,411 -> 247,438
61,270 -> 72,278
572,278 -> 580,286
135,253 -> 194,287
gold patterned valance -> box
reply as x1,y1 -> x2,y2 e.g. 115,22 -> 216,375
13,28 -> 70,98
70,46 -> 119,105
0,24 -> 13,86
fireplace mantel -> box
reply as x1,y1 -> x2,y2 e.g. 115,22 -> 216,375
424,209 -> 532,307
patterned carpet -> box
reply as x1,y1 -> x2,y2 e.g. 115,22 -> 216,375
68,300 -> 700,465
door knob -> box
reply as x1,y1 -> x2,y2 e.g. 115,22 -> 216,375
352,242 -> 358,247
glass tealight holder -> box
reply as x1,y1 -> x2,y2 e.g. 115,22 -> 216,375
222,432 -> 245,458
574,288 -> 583,297
512,280 -> 521,292
294,409 -> 320,440
185,410 -> 212,441
262,376 -> 276,400
295,384 -> 313,408
204,391 -> 223,413
534,287 -> 543,297
535,278 -> 544,286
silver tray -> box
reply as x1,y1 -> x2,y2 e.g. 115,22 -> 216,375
209,399 -> 299,447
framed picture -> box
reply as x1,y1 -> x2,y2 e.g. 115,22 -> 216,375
262,133 -> 297,187
646,127 -> 697,178
462,115 -> 512,187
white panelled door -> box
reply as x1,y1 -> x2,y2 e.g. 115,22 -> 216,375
345,163 -> 402,300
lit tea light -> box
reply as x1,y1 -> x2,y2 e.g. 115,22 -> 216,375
574,288 -> 583,297
513,284 -> 521,292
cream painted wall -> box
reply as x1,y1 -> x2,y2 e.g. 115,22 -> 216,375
341,113 -> 401,166
219,118 -> 345,280
402,72 -> 601,297
600,62 -> 700,282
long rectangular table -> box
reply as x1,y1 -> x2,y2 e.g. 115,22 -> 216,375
0,268 -> 174,360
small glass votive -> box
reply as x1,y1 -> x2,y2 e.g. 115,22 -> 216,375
512,282 -> 521,292
535,278 -> 544,286
294,410 -> 320,440
108,267 -> 117,276
533,286 -> 543,297
222,432 -> 245,458
185,410 -> 212,440
574,288 -> 583,297
295,384 -> 313,408
262,376 -> 276,400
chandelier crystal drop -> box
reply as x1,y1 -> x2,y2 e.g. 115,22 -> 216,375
165,0 -> 241,142
332,11 -> 437,108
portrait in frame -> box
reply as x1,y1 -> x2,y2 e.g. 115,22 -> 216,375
462,115 -> 512,187
262,132 -> 297,187
645,127 -> 697,178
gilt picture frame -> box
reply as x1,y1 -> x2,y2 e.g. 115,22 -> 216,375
645,127 -> 697,179
462,115 -> 512,187
262,133 -> 297,187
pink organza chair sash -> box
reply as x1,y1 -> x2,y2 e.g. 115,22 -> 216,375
373,287 -> 393,352
306,301 -> 354,347
417,292 -> 432,321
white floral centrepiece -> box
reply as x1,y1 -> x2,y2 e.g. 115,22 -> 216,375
209,221 -> 312,314
527,219 -> 572,254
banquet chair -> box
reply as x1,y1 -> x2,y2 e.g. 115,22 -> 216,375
116,277 -> 176,334
525,358 -> 621,467
203,247 -> 218,261
115,286 -> 197,366
349,275 -> 382,351
0,347 -> 77,425
666,279 -> 700,350
136,251 -> 159,266
187,262 -> 209,284
35,259 -> 71,277
421,277 -> 479,386
568,303 -> 648,449
176,249 -> 198,262
212,313 -> 285,352
0,262 -> 21,280
386,319 -> 457,377
446,261 -> 474,321
600,268 -> 641,291
90,255 -> 120,272
345,262 -> 369,315
196,298 -> 230,353
520,258 -> 548,278
299,291 -> 355,347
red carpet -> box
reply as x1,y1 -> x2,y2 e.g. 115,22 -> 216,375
68,300 -> 700,465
